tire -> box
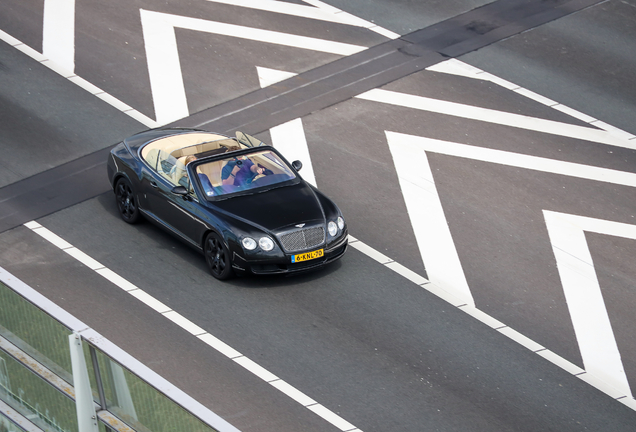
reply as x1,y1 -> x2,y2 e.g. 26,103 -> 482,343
204,232 -> 234,280
115,178 -> 141,224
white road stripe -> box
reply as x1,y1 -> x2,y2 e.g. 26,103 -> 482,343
42,0 -> 75,73
497,327 -> 545,352
197,333 -> 242,359
206,0 -> 399,40
386,132 -> 636,188
63,247 -> 104,270
386,131 -> 476,307
384,130 -> 636,405
256,66 -> 297,88
127,289 -> 172,314
269,379 -> 317,406
428,58 -> 636,142
306,404 -> 358,431
95,267 -> 138,292
233,357 -> 279,382
140,9 -> 366,124
0,30 -> 158,128
544,211 -> 635,397
349,241 -> 393,265
360,89 -> 635,150
163,310 -> 208,336
139,10 -> 189,125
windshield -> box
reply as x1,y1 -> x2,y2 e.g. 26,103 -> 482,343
193,149 -> 297,198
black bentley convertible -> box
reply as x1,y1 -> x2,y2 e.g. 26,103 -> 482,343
107,128 -> 348,279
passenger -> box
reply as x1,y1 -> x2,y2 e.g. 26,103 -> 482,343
184,155 -> 215,196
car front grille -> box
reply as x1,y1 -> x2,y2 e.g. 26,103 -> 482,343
279,226 -> 325,252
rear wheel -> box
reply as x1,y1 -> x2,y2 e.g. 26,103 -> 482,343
204,232 -> 234,280
115,178 -> 140,224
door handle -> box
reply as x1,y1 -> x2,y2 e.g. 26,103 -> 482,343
150,181 -> 158,188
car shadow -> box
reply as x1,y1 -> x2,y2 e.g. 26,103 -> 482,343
226,259 -> 344,289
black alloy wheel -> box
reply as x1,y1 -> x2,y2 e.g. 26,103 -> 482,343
204,232 -> 233,280
115,178 -> 141,224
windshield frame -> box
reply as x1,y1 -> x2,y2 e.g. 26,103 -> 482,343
188,146 -> 301,201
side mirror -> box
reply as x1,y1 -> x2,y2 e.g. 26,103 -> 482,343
292,160 -> 303,172
171,185 -> 188,196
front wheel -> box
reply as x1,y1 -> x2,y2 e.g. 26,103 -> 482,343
204,232 -> 234,280
115,178 -> 141,224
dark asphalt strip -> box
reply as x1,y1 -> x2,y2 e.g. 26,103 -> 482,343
0,147 -> 112,233
0,0 -> 603,233
174,0 -> 604,134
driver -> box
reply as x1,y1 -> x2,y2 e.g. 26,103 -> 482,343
221,156 -> 265,186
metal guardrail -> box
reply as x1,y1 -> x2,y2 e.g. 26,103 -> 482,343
0,266 -> 241,432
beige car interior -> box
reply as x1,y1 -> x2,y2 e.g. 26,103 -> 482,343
139,132 -> 294,194
140,132 -> 247,187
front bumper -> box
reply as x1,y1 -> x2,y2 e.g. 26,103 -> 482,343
233,233 -> 348,275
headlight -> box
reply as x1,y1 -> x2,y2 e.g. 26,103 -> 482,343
242,237 -> 257,250
259,237 -> 274,251
328,221 -> 338,237
337,216 -> 345,230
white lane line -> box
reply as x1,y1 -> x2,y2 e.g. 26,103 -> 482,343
197,333 -> 242,359
42,0 -> 75,73
163,310 -> 208,336
383,131 -> 636,407
256,66 -> 297,88
139,10 -> 189,125
233,357 -> 279,382
0,30 -> 158,128
544,211 -> 635,397
348,238 -> 393,265
386,132 -> 475,307
269,379 -> 317,406
95,267 -> 138,292
127,289 -> 172,314
64,247 -> 104,270
205,0 -> 400,39
359,89 -> 635,150
427,59 -> 636,142
306,404 -> 358,432
24,221 -> 365,432
300,0 -> 399,40
140,10 -> 366,124
386,132 -> 636,188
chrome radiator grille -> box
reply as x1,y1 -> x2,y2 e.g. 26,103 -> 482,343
279,227 -> 325,252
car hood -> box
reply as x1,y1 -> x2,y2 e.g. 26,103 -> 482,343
212,183 -> 325,232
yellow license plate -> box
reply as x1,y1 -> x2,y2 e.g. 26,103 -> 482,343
292,249 -> 324,263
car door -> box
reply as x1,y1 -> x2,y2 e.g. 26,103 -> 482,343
151,170 -> 211,248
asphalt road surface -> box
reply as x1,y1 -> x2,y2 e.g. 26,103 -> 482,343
1,1 -> 635,431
